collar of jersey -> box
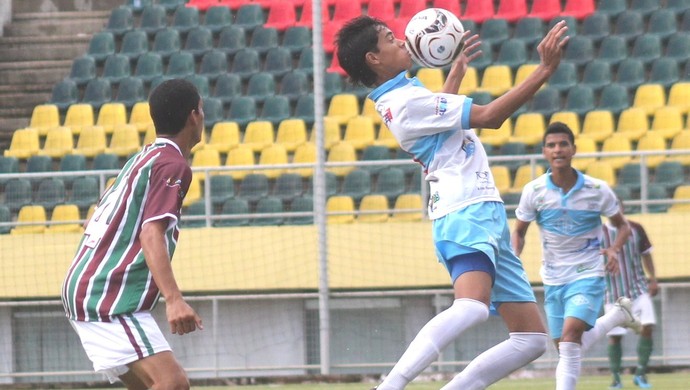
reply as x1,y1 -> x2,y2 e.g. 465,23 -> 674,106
369,71 -> 423,102
154,137 -> 183,156
545,168 -> 585,194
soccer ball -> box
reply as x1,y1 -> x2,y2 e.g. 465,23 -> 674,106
405,8 -> 465,69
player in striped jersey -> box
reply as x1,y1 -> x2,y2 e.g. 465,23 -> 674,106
602,201 -> 658,389
61,79 -> 205,389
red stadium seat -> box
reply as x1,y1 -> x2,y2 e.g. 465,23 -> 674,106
463,0 -> 495,23
432,0 -> 462,17
264,2 -> 297,31
322,20 -> 343,54
398,0 -> 427,18
495,0 -> 527,23
385,17 -> 407,39
295,0 -> 330,28
332,0 -> 362,22
187,0 -> 219,11
367,0 -> 395,20
218,0 -> 251,10
530,0 -> 561,21
327,51 -> 347,76
562,0 -> 595,20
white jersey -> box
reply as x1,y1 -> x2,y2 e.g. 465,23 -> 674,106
515,170 -> 620,285
369,71 -> 502,219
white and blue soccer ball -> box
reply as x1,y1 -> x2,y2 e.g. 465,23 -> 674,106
405,8 -> 465,69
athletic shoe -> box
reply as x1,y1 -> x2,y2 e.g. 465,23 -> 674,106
633,374 -> 652,388
609,379 -> 623,389
615,297 -> 642,334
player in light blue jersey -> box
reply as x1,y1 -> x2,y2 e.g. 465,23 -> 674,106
336,16 -> 569,390
512,123 -> 641,390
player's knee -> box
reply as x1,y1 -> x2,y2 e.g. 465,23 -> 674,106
512,332 -> 548,360
151,372 -> 189,390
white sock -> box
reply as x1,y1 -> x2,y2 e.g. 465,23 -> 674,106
556,342 -> 581,390
581,308 -> 626,352
377,298 -> 489,390
440,332 -> 548,390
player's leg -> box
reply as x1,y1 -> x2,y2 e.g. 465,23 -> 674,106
607,335 -> 624,389
122,351 -> 190,390
632,293 -> 656,388
376,256 -> 492,390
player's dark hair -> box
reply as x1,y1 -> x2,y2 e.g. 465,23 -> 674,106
543,121 -> 575,146
336,16 -> 387,87
149,78 -> 200,136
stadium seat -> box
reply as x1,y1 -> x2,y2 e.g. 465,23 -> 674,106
650,106 -> 684,141
341,169 -> 372,202
597,36 -> 627,67
614,11 -> 644,43
580,110 -> 615,143
181,200 -> 208,228
26,155 -> 52,180
82,78 -> 112,109
0,205 -> 11,234
134,52 -> 164,83
373,122 -> 398,150
191,148 -> 222,182
280,71 -> 310,103
477,65 -> 513,96
478,18 -> 510,49
115,77 -> 146,108
368,0 -> 395,19
218,0 -> 252,10
166,51 -> 196,78
547,62 -> 577,92
119,30 -> 148,62
617,163 -> 644,192
601,135 -> 632,171
184,26 -> 213,58
38,126 -> 73,158
479,118 -> 512,147
374,167 -> 405,202
259,95 -> 291,127
562,0 -> 594,19
263,2 -> 296,31
207,175 -> 235,208
292,142 -> 317,177
263,47 -> 292,78
139,4 -> 167,35
107,124 -> 140,157
457,66 -> 478,95
224,144 -> 255,180
630,35 -> 662,67
4,128 -> 39,159
258,144 -> 288,179
332,0 -> 361,22
217,26 -> 247,56
171,4 -> 200,35
550,111 -> 580,138
391,193 -> 423,222
35,177 -> 67,214
4,178 -> 32,212
59,153 -> 87,185
491,165 -> 511,194
398,0 -> 427,18
510,113 -> 545,146
73,126 -> 106,158
294,0 -> 328,28
586,161 -> 616,187
11,205 -> 47,235
598,83 -> 630,116
235,4 -> 265,31
201,97 -> 224,129
667,0 -> 690,12
87,32 -> 116,64
357,194 -> 389,223
96,102 -> 127,135
343,116 -> 376,151
572,136 -> 596,171
50,79 -> 79,111
647,9 -> 677,41
327,94 -> 360,126
653,161 -> 685,193
326,195 -> 355,224
462,0 -> 495,23
67,56 -> 96,87
649,58 -> 680,89
246,72 -> 276,103
215,198 -> 250,227
327,141 -> 357,177
0,155 -> 19,182
616,107 -> 648,142
273,173 -> 303,202
322,21 -> 343,55
294,93 -> 315,126
151,28 -> 182,60
615,59 -> 646,93
564,85 -> 595,117
275,118 -> 307,152
227,96 -> 257,128
92,152 -> 120,171
203,5 -> 232,34
633,84 -> 666,116
282,26 -> 311,55
105,6 -> 134,38
286,195 -> 313,225
513,17 -> 544,47
548,15 -> 578,37
562,35 -> 594,66
529,87 -> 561,117
667,82 -> 690,115
528,0 -> 560,21
509,164 -> 545,193
207,122 -> 240,153
252,196 -> 284,226
28,104 -> 60,136
632,133 -> 666,169
249,26 -> 279,55
231,48 -> 261,80
416,68 -> 445,93
669,185 -> 690,212
238,173 -> 270,202
296,47 -> 314,75
579,13 -> 609,44
312,117 -> 343,150
581,60 -> 612,93
243,120 -> 274,152
213,73 -> 242,105
495,39 -> 528,71
666,33 -> 690,66
128,101 -> 152,133
360,145 -> 391,174
498,142 -> 528,171
495,0 -> 527,23
630,0 -> 661,17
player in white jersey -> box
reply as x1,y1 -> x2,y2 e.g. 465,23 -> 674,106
512,123 -> 641,390
61,79 -> 205,389
336,16 -> 569,390
602,200 -> 658,389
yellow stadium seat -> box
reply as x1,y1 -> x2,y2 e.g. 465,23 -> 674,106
509,164 -> 545,193
224,144 -> 255,180
39,126 -> 73,158
667,82 -> 690,115
107,124 -> 140,157
326,93 -> 359,125
479,117 -> 512,147
477,65 -> 513,96
357,194 -> 389,223
97,102 -> 128,135
4,128 -> 40,159
669,185 -> 690,212
191,129 -> 206,153
182,175 -> 202,207
326,195 -> 355,224
86,203 -> 97,220
46,204 -> 83,233
586,160 -> 616,187
514,63 -> 539,87
310,116 -> 342,150
510,113 -> 545,146
242,120 -> 274,152
633,84 -> 665,116
550,111 -> 581,138
343,115 -> 376,151
29,104 -> 60,136
129,101 -> 153,133
391,193 -> 423,222
490,165 -> 511,194
11,205 -> 47,234
191,148 -> 222,181
73,125 -> 107,158
292,142 -> 317,177
64,104 -> 94,135
275,118 -> 307,152
572,136 -> 597,171
257,143 -> 288,179
670,130 -> 690,166
206,121 -> 240,153
416,68 -> 445,92
649,106 -> 683,141
615,107 -> 649,142
361,98 -> 382,126
600,134 -> 632,170
373,122 -> 399,149
327,141 -> 357,177
458,66 -> 478,95
632,132 -> 666,168
143,123 -> 156,145
580,110 -> 615,143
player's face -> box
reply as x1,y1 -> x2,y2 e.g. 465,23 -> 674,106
374,26 -> 412,72
192,98 -> 204,145
543,133 -> 575,170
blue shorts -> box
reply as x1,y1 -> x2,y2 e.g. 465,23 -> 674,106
544,276 -> 605,339
433,201 -> 536,307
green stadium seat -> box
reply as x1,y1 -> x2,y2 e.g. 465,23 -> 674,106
217,26 -> 247,56
238,173 -> 269,202
259,95 -> 291,127
598,83 -> 630,116
547,62 -> 577,92
181,200 -> 208,228
529,87 -> 561,117
375,167 -> 406,203
647,9 -> 677,41
235,4 -> 264,32
548,15 -> 578,37
209,174 -> 235,207
499,142 -> 528,172
213,73 -> 242,105
152,28 -> 182,60
286,195 -> 313,225
341,169 -> 372,203
119,30 -> 149,61
92,152 -> 120,171
468,41 -> 493,72
294,94 -> 314,126
249,26 -> 279,55
630,35 -> 662,67
562,35 -> 594,67
202,97 -> 224,129
184,26 -> 213,58
653,161 -> 685,193
159,0 -> 187,12
296,47 -> 313,75
597,36 -> 627,67
139,5 -> 167,35
667,0 -> 690,12
495,39 -> 529,71
0,156 -> 19,185
0,205 -> 10,234
199,49 -> 227,81
513,17 -> 544,47
252,196 -> 283,225
282,26 -> 311,55
617,163 -> 644,192
105,7 -> 134,38
134,52 -> 164,84
184,74 -> 210,98
478,18 -> 510,49
273,173 -> 303,202
596,0 -> 627,19
279,70 -> 310,102
82,78 -> 112,109
615,59 -> 645,92
581,60 -> 612,93
102,54 -> 131,84
4,178 -> 32,212
263,47 -> 292,77
166,51 -> 195,78
171,5 -> 200,35
666,33 -> 690,66
630,0 -> 661,18
35,178 -> 66,211
246,72 -> 276,103
649,58 -> 680,89
68,56 -> 96,87
580,13 -> 610,44
228,96 -> 257,128
614,11 -> 644,43
70,176 -> 100,210
361,145 -> 391,174
564,85 -> 595,117
115,77 -> 146,108
50,80 -> 79,111
59,154 -> 87,186
87,32 -> 115,64
231,48 -> 260,80
203,6 -> 232,34
646,184 -> 670,213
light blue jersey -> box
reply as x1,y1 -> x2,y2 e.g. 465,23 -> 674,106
515,170 -> 620,286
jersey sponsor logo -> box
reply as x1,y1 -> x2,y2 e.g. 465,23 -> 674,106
576,264 -> 596,273
429,191 -> 440,212
434,96 -> 448,116
166,177 -> 182,188
377,103 -> 393,126
475,170 -> 494,191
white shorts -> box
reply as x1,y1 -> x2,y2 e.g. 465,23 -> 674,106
605,293 -> 657,336
69,312 -> 171,383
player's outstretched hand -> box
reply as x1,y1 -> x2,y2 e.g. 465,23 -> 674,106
167,297 -> 204,335
601,247 -> 621,275
536,20 -> 569,74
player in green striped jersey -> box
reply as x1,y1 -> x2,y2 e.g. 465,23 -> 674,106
61,79 -> 205,389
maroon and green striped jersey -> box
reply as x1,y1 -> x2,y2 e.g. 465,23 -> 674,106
62,139 -> 192,322
603,220 -> 653,305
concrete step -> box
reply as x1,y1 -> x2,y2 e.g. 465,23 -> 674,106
0,35 -> 90,62
0,60 -> 71,85
12,0 -> 123,14
0,91 -> 52,108
5,11 -> 109,37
